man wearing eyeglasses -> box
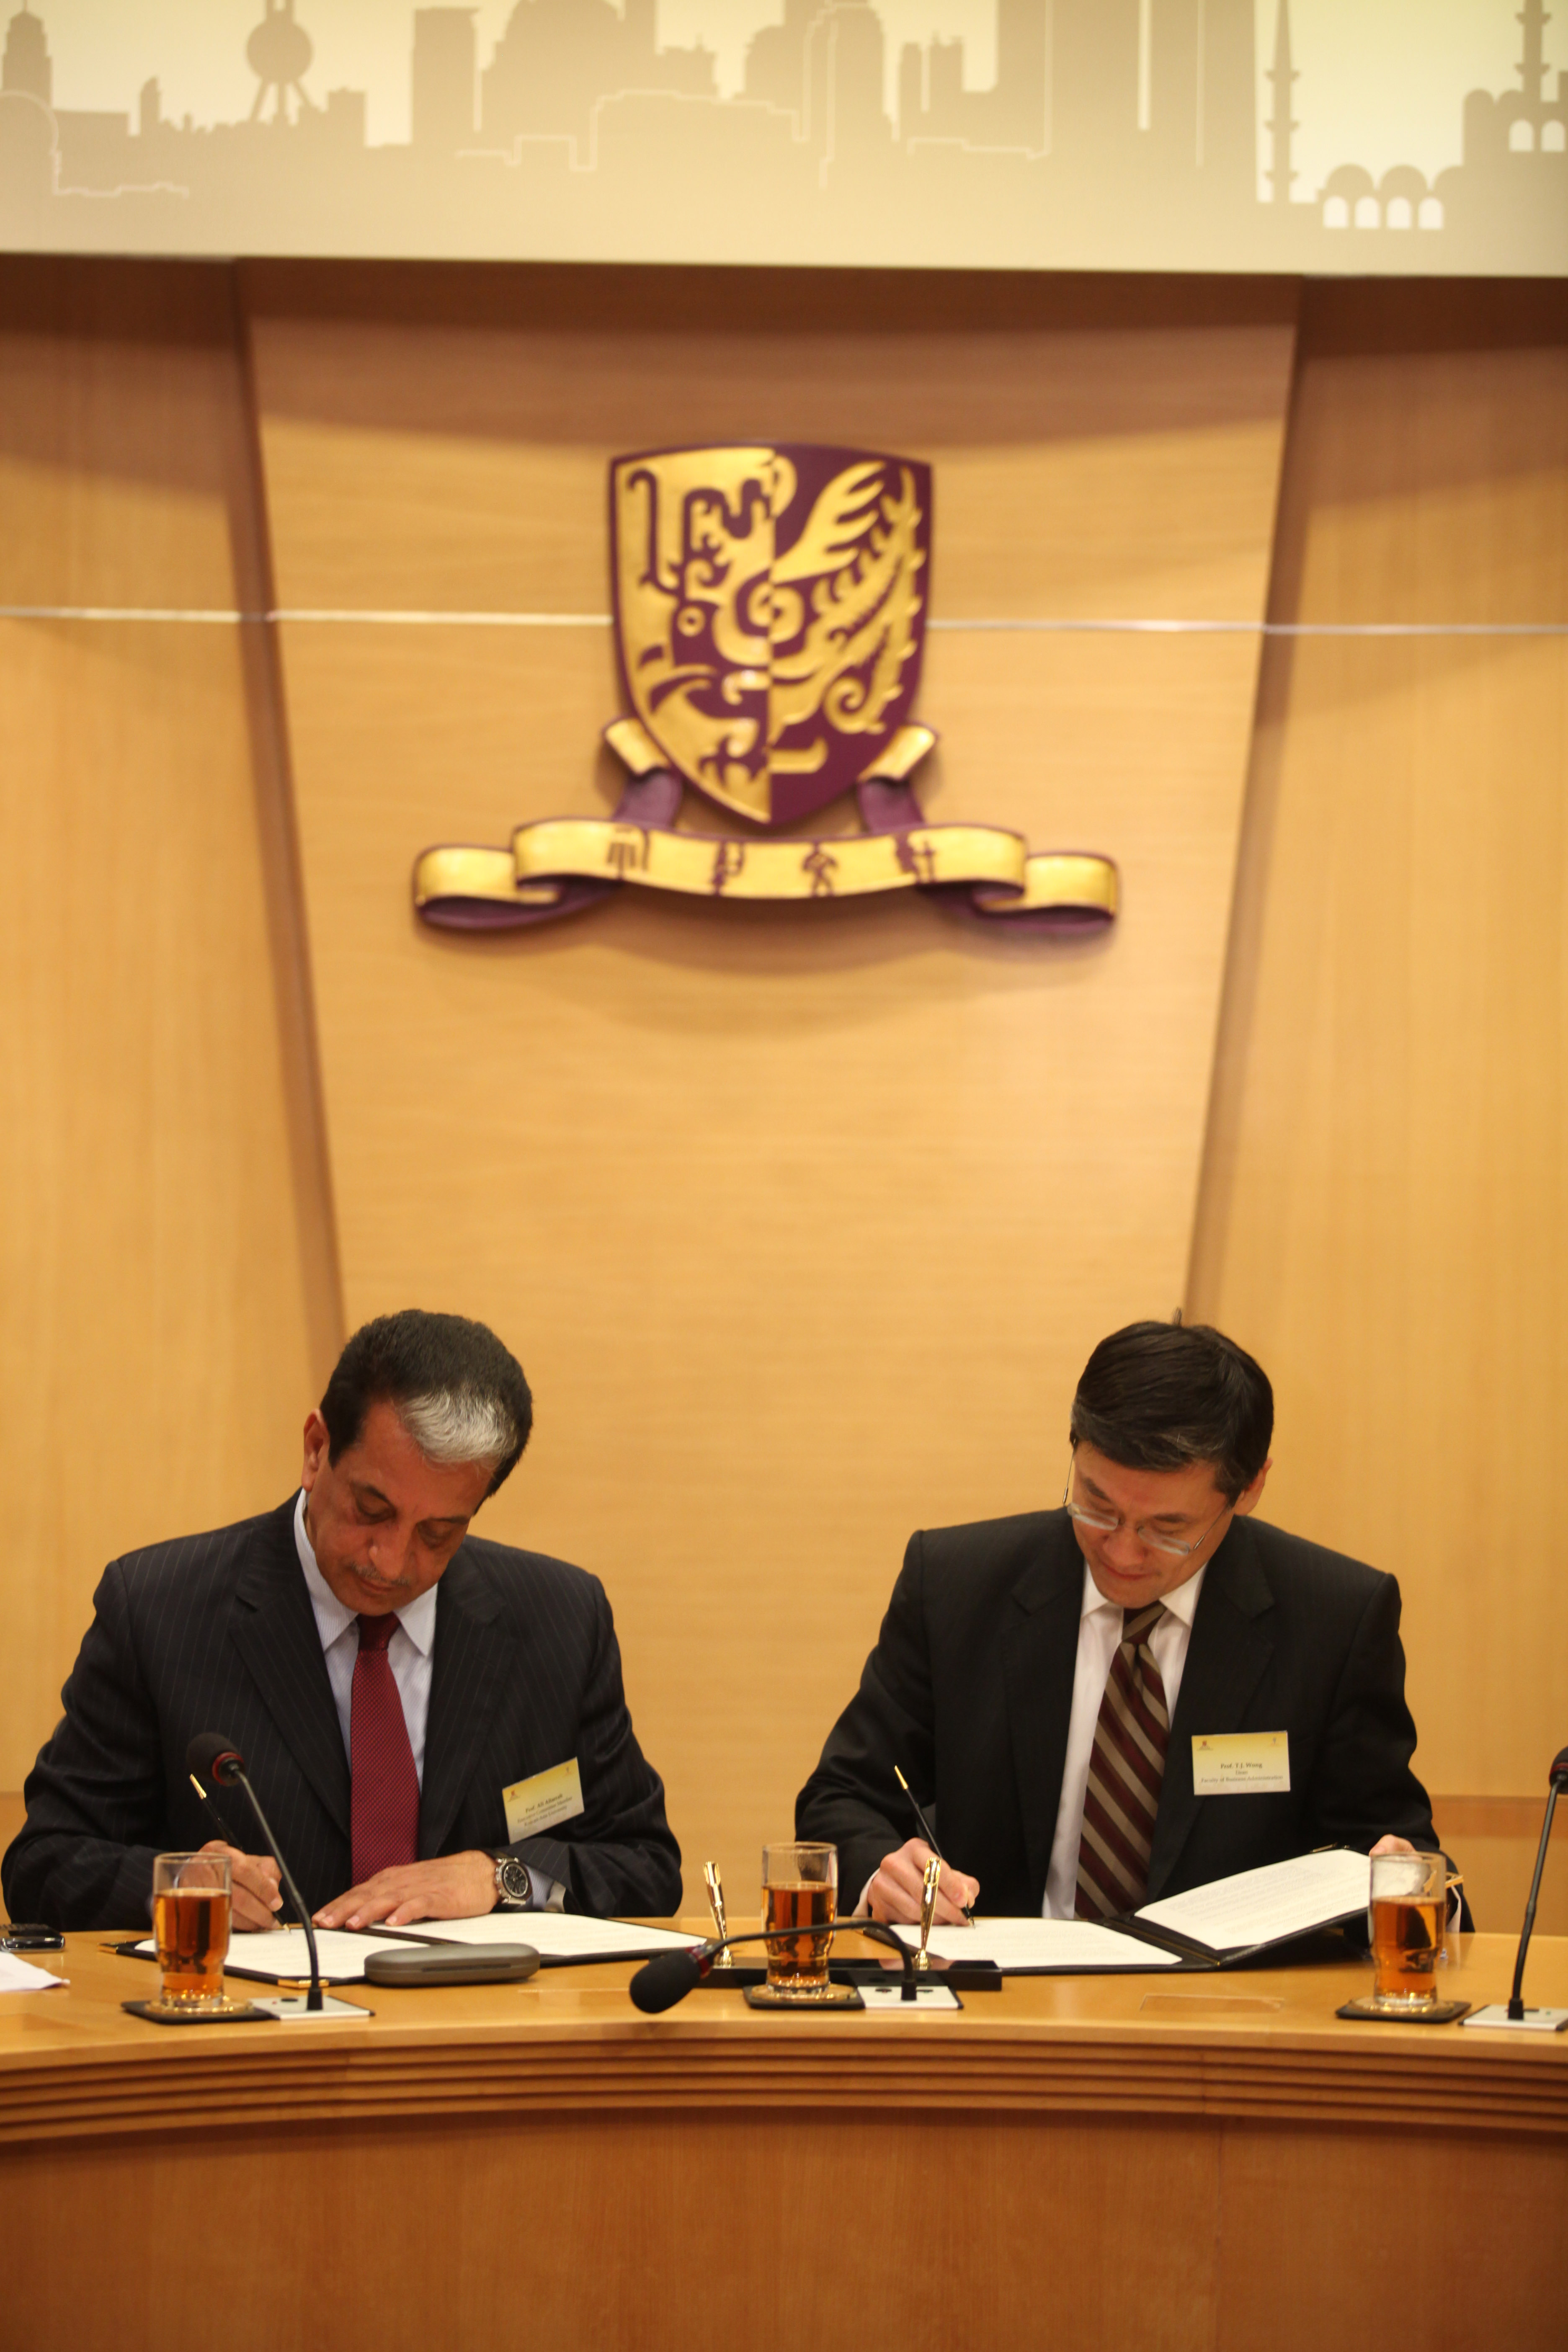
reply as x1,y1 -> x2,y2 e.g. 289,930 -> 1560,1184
796,1320 -> 1447,1925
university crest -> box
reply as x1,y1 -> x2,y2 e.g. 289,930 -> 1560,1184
414,445 -> 1117,931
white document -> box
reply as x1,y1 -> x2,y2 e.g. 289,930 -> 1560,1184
890,1918 -> 1180,1970
413,1912 -> 696,1960
132,1929 -> 418,1984
134,1915 -> 697,1976
0,1950 -> 67,1993
1135,1847 -> 1370,1954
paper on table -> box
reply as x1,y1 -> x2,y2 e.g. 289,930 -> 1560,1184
1135,1848 -> 1370,1954
413,1913 -> 696,1960
0,1950 -> 67,1993
890,1918 -> 1181,1970
133,1916 -> 698,1974
132,1929 -> 418,1984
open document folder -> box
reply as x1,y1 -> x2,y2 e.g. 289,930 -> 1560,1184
891,1849 -> 1374,1973
130,1913 -> 700,1984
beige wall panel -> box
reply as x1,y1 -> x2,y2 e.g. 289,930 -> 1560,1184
253,271 -> 1290,1901
1189,287 -> 1568,1893
0,260 -> 333,1790
245,265 -> 1295,622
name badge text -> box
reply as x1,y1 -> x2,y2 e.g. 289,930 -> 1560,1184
1191,1732 -> 1290,1795
503,1756 -> 585,1841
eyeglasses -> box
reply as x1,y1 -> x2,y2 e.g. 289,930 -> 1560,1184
1063,1465 -> 1232,1560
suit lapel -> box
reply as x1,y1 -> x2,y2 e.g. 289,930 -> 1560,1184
1149,1518 -> 1276,1899
419,1550 -> 516,1858
1002,1519 -> 1086,1908
229,1498 -> 351,1839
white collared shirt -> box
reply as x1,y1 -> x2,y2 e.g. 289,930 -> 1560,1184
293,1488 -> 437,1783
291,1489 -> 563,1911
1042,1561 -> 1210,1918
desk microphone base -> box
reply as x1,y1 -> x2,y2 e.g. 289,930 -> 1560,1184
1461,2003 -> 1568,2032
250,1993 -> 374,2022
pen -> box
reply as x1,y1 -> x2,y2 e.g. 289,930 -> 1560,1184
190,1769 -> 294,1922
894,1765 -> 975,1922
188,1768 -> 238,1848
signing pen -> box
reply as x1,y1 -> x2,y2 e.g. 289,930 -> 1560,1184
188,1768 -> 237,1848
894,1765 -> 975,1922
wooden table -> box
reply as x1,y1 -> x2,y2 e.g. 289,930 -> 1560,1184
3,1928 -> 1564,2351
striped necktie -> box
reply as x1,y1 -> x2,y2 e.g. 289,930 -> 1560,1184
1074,1602 -> 1170,1919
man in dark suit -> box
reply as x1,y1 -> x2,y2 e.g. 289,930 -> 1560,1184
4,1310 -> 681,1932
797,1321 -> 1445,1926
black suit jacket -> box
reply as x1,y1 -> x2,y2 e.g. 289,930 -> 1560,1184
3,1497 -> 682,1931
795,1508 -> 1440,1915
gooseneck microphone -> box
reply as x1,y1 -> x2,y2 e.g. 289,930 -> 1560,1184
1506,1744 -> 1568,2022
188,1732 -> 323,2014
629,1919 -> 916,2014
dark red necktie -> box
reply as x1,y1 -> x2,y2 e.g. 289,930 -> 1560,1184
350,1612 -> 420,1884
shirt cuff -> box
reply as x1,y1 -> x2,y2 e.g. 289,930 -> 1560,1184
529,1867 -> 565,1913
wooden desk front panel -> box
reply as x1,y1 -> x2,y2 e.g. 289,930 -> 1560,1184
3,1934 -> 1563,2351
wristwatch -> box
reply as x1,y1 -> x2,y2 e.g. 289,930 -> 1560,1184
492,1852 -> 534,1910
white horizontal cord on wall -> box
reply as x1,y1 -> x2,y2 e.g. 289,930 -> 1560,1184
1,606 -> 1564,636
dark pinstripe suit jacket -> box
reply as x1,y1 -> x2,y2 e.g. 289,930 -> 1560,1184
3,1497 -> 682,1931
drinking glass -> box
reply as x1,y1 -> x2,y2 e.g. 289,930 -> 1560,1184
1367,1849 -> 1447,2010
760,1842 -> 837,1995
152,1851 -> 232,2009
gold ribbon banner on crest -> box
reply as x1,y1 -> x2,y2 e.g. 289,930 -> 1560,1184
414,820 -> 1118,929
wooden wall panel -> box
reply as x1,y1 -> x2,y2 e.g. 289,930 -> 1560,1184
246,265 -> 1295,1907
0,260 -> 337,1795
1189,283 -> 1568,1919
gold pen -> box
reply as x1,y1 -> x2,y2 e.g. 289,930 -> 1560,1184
915,1854 -> 942,1974
702,1859 -> 733,1967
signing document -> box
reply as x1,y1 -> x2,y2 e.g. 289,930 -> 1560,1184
891,1850 -> 1373,1973
133,1915 -> 699,1983
892,1918 -> 1183,1970
1135,1848 -> 1371,1956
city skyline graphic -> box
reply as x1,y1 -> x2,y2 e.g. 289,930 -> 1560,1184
0,0 -> 1563,273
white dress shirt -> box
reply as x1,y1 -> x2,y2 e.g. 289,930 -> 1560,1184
291,1490 -> 563,1911
293,1488 -> 437,1782
1042,1561 -> 1209,1918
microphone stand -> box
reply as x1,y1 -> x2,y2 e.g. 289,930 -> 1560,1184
220,1761 -> 325,2014
1506,1763 -> 1567,2022
1464,1754 -> 1568,2034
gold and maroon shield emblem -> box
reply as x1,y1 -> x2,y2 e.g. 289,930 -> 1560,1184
610,444 -> 932,829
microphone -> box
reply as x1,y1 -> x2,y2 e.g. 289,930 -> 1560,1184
187,1732 -> 324,2014
1505,1744 -> 1568,2022
629,1919 -> 917,2014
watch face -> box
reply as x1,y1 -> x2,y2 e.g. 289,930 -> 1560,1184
498,1857 -> 532,1907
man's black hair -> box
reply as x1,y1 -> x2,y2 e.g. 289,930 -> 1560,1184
1069,1320 -> 1273,1503
320,1309 -> 533,1498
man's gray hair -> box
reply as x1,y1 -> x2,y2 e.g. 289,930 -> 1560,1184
321,1310 -> 533,1500
398,1387 -> 519,1475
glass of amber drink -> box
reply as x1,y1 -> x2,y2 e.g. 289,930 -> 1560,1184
153,1851 -> 232,2009
1367,1849 -> 1447,2010
761,1842 -> 837,1996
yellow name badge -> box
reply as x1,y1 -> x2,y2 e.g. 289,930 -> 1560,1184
1191,1732 -> 1291,1795
502,1757 -> 585,1842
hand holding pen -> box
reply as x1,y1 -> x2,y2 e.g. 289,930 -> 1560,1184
862,1768 -> 979,1926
